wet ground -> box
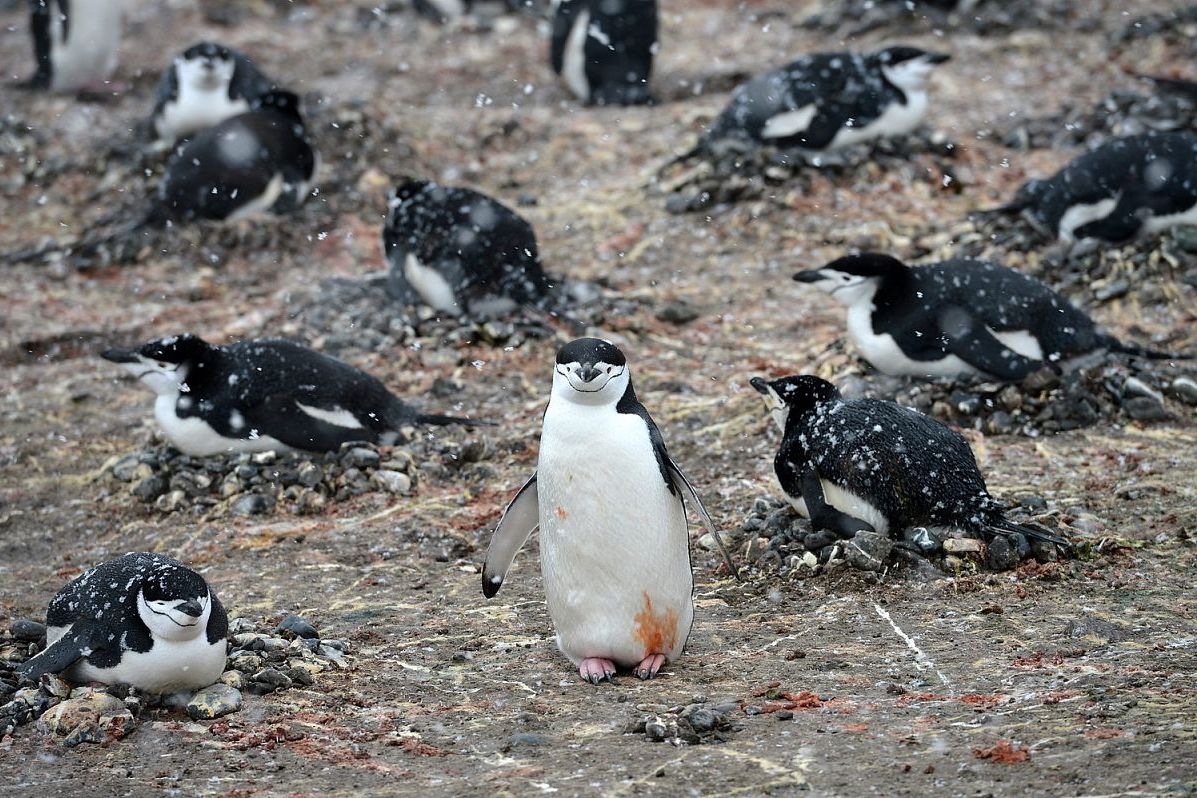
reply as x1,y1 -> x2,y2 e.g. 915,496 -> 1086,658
2,1 -> 1196,795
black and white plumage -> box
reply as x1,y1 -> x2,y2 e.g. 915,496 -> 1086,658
156,90 -> 316,223
102,334 -> 481,457
696,46 -> 950,156
794,253 -> 1179,381
994,132 -> 1197,242
383,180 -> 552,318
27,0 -> 123,92
150,42 -> 275,144
20,553 -> 227,694
750,374 -> 1069,548
411,0 -> 532,22
482,338 -> 732,684
550,0 -> 658,106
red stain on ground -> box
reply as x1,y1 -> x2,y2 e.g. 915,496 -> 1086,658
632,592 -> 678,657
974,740 -> 1031,764
555,506 -> 568,520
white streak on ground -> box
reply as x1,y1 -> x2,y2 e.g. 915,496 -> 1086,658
872,601 -> 952,688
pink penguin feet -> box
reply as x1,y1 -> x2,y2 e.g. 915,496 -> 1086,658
578,657 -> 617,685
633,653 -> 666,680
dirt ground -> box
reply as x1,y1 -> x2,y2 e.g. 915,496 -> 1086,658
2,1 -> 1197,795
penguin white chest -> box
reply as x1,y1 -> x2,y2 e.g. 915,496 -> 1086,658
159,87 -> 250,142
49,3 -> 123,92
153,394 -> 291,456
829,89 -> 927,149
48,623 -> 226,694
845,302 -> 972,378
536,404 -> 693,668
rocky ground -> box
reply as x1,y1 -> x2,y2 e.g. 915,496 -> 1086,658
1,0 -> 1196,795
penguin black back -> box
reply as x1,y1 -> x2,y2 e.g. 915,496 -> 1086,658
550,0 -> 658,106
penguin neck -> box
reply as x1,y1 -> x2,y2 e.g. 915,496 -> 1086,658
869,269 -> 917,320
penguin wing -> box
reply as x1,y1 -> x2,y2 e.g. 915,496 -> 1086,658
150,63 -> 180,135
229,54 -> 274,101
18,619 -> 114,682
937,305 -> 1044,381
664,458 -> 736,576
481,473 -> 539,598
29,0 -> 55,89
242,393 -> 378,452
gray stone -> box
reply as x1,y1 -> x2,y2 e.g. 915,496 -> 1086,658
985,536 -> 1019,571
803,530 -> 837,552
276,614 -> 319,639
902,526 -> 942,553
372,469 -> 412,495
40,692 -> 131,736
297,462 -> 324,488
10,619 -> 45,642
1022,367 -> 1061,394
1030,539 -> 1059,563
845,529 -> 892,571
132,475 -> 168,501
687,708 -> 718,732
251,668 -> 293,691
186,684 -> 242,720
231,493 -> 275,516
504,732 -> 548,749
656,299 -> 700,324
109,454 -> 143,482
1168,377 -> 1197,406
943,538 -> 983,554
344,447 -> 381,469
644,716 -> 669,741
1123,396 -> 1170,422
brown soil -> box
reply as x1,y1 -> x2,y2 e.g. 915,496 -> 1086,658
2,1 -> 1196,796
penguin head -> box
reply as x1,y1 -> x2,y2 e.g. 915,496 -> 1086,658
793,252 -> 906,307
136,561 -> 214,642
176,42 -> 238,92
552,338 -> 630,405
750,375 -> 841,431
874,46 -> 950,92
389,178 -> 433,209
102,334 -> 214,396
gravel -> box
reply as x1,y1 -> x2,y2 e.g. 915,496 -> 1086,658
624,699 -> 738,746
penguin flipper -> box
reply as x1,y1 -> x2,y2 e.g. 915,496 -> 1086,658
482,473 -> 539,598
665,458 -> 738,578
801,468 -> 875,539
18,620 -> 112,683
937,306 -> 1043,381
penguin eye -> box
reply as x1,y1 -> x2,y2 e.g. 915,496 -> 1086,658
604,366 -> 612,374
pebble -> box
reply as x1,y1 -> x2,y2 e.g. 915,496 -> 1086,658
1123,397 -> 1171,422
40,692 -> 131,737
1168,377 -> 1197,406
942,538 -> 983,555
985,536 -> 1019,572
251,668 -> 294,691
902,527 -> 942,554
845,529 -> 892,572
276,614 -> 319,639
186,684 -> 242,720
231,493 -> 275,516
372,469 -> 412,495
656,299 -> 700,324
10,619 -> 45,642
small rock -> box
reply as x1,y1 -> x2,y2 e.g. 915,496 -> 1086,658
186,684 -> 242,720
228,652 -> 264,673
371,469 -> 412,494
40,693 -> 131,737
344,447 -> 381,469
1030,539 -> 1059,563
743,536 -> 771,563
845,529 -> 892,572
1123,396 -> 1170,422
10,619 -> 45,642
132,475 -> 168,501
1122,376 -> 1163,402
902,526 -> 942,553
1168,377 -> 1197,406
1023,367 -> 1061,394
219,671 -> 247,690
644,716 -> 669,742
656,299 -> 700,324
775,710 -> 794,721
985,536 -> 1019,571
942,538 -> 983,554
803,530 -> 837,552
297,462 -> 323,488
687,708 -> 718,732
276,615 -> 319,639
252,668 -> 293,691
251,451 -> 278,465
231,493 -> 275,516
504,732 -> 547,750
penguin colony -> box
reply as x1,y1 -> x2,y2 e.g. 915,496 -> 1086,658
6,1 -> 1193,699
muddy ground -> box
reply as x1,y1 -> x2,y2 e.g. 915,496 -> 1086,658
2,0 -> 1197,795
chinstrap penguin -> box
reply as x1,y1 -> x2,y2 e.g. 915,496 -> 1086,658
750,374 -> 1069,549
26,0 -> 123,93
150,41 -> 275,144
691,46 -> 950,158
987,131 -> 1197,242
382,180 -> 553,318
794,253 -> 1181,381
156,89 -> 317,223
20,553 -> 227,694
550,0 -> 658,106
481,338 -> 733,684
102,334 -> 483,457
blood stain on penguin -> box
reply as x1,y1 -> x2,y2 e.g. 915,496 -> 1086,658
632,592 -> 678,657
555,506 -> 568,520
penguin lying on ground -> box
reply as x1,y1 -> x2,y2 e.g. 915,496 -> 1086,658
382,180 -> 553,318
25,0 -> 123,93
984,131 -> 1197,242
102,334 -> 482,457
150,42 -> 275,144
794,253 -> 1182,381
20,553 -> 227,694
550,0 -> 658,106
750,374 -> 1069,549
482,338 -> 734,684
680,46 -> 950,160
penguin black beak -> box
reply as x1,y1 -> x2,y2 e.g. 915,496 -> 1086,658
176,599 -> 203,618
749,377 -> 770,395
101,347 -> 139,364
792,270 -> 824,284
576,363 -> 601,383
926,52 -> 951,65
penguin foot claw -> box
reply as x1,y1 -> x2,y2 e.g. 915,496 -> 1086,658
578,658 -> 617,685
633,653 -> 666,680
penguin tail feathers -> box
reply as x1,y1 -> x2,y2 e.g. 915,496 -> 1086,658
968,199 -> 1025,221
1137,73 -> 1197,99
655,142 -> 704,176
413,412 -> 494,428
1101,335 -> 1190,361
990,517 -> 1071,550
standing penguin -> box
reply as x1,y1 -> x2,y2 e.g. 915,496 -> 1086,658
692,46 -> 950,158
481,338 -> 732,683
987,131 -> 1197,242
26,0 -> 123,93
102,334 -> 481,456
550,0 -> 658,106
150,42 -> 275,144
793,252 -> 1181,381
20,553 -> 228,694
749,374 -> 1069,549
382,180 -> 552,318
